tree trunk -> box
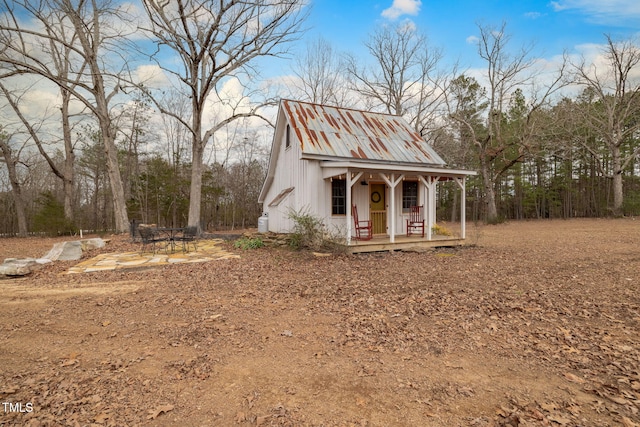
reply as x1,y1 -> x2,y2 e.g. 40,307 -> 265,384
450,189 -> 458,222
188,142 -> 204,232
480,155 -> 498,222
90,71 -> 128,232
0,142 -> 28,237
612,144 -> 624,216
61,89 -> 75,222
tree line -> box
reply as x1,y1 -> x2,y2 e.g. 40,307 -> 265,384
1,1 -> 639,237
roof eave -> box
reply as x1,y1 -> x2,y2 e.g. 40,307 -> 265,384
316,158 -> 477,178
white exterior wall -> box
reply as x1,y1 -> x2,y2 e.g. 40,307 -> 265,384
263,117 -> 327,233
324,179 -> 370,236
263,121 -> 296,232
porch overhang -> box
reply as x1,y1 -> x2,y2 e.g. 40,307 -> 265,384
317,159 -> 477,180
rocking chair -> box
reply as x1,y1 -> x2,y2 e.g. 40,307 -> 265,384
352,205 -> 373,241
406,205 -> 425,237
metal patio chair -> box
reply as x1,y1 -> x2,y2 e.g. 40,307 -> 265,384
138,226 -> 169,254
176,226 -> 198,252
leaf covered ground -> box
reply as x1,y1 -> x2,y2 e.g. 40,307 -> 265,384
1,218 -> 639,426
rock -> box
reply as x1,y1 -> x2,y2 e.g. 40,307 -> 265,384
42,238 -> 105,261
0,258 -> 51,278
43,241 -> 82,261
80,238 -> 106,251
1,238 -> 106,278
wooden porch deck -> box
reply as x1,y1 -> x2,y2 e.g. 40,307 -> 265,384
346,234 -> 465,254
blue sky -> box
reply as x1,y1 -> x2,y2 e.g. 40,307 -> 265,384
293,0 -> 640,69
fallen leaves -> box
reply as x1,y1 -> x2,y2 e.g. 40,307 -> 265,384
147,404 -> 174,420
2,221 -> 640,425
563,372 -> 586,384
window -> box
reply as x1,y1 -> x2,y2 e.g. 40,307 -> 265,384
285,124 -> 291,149
331,179 -> 346,215
402,181 -> 418,212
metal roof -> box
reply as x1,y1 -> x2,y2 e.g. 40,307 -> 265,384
281,99 -> 446,166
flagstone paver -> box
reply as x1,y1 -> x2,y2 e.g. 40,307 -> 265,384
66,239 -> 239,274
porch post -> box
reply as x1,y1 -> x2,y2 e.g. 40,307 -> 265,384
379,173 -> 403,243
455,177 -> 466,239
346,170 -> 352,243
432,177 -> 438,233
419,176 -> 437,241
390,175 -> 396,243
346,171 -> 364,244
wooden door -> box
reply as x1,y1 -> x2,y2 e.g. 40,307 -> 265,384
370,183 -> 387,234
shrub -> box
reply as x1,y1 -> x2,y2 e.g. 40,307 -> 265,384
431,223 -> 453,236
287,209 -> 324,250
32,192 -> 75,236
233,236 -> 264,250
287,208 -> 346,252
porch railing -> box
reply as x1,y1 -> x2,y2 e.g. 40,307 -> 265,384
371,210 -> 386,234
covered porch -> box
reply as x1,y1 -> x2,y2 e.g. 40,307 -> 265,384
345,232 -> 466,254
322,161 -> 476,252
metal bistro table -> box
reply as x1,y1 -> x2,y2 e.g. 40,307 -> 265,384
155,227 -> 185,253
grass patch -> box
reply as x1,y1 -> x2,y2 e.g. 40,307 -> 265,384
233,237 -> 264,250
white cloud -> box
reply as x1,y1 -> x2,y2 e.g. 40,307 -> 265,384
466,35 -> 479,44
135,64 -> 170,88
524,11 -> 543,19
397,18 -> 417,33
381,0 -> 421,20
550,0 -> 640,24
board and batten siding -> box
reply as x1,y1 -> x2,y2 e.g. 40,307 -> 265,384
263,119 -> 327,233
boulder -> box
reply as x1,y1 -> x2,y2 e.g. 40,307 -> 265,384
42,238 -> 105,261
1,238 -> 106,278
80,238 -> 106,251
0,258 -> 51,278
43,241 -> 82,261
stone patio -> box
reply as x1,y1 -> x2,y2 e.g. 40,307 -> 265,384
66,239 -> 239,274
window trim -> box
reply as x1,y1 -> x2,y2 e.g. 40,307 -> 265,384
331,179 -> 346,216
402,180 -> 419,213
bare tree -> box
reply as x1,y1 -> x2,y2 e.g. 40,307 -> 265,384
291,36 -> 352,106
0,78 -> 83,223
345,22 -> 446,139
157,90 -> 192,167
140,0 -> 308,231
571,35 -> 640,215
446,22 -> 567,222
0,0 -> 136,233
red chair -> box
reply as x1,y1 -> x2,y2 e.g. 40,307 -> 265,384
406,205 -> 425,237
352,205 -> 373,241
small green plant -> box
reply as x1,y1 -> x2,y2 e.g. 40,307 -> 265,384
234,236 -> 264,250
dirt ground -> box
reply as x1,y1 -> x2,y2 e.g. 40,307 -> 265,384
1,218 -> 639,427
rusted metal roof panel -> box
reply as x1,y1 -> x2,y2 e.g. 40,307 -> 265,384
281,99 -> 446,166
